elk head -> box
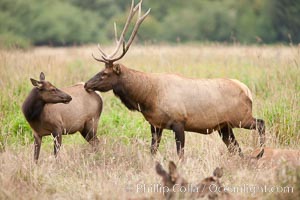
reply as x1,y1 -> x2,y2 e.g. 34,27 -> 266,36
84,0 -> 150,92
156,161 -> 188,188
156,161 -> 229,200
156,161 -> 188,199
31,72 -> 72,104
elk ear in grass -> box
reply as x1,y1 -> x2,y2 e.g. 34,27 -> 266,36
155,162 -> 168,177
213,167 -> 223,178
168,161 -> 179,182
155,161 -> 231,199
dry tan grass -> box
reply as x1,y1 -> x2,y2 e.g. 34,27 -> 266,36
0,44 -> 299,199
0,134 -> 299,199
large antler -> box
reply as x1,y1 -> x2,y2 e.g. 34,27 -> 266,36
93,0 -> 150,66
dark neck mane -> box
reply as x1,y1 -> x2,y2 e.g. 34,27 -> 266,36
22,88 -> 45,122
113,85 -> 138,111
112,67 -> 154,112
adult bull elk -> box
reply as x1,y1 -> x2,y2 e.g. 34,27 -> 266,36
22,72 -> 102,162
84,0 -> 265,158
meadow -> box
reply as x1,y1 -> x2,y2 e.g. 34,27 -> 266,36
0,44 -> 299,199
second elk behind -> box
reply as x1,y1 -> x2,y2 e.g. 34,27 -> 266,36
22,72 -> 103,162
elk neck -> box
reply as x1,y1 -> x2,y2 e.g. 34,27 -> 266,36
112,66 -> 156,112
22,88 -> 45,123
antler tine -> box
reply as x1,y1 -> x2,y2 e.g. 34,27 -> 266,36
94,0 -> 150,64
126,8 -> 151,51
108,38 -> 126,63
123,0 -> 138,35
114,22 -> 118,44
107,0 -> 137,59
97,44 -> 107,57
92,53 -> 108,63
109,5 -> 150,63
138,0 -> 142,18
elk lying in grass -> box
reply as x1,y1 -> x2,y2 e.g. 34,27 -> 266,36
156,161 -> 231,199
84,0 -> 265,158
250,147 -> 300,167
22,72 -> 102,162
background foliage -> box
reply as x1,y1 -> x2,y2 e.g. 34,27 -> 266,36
0,0 -> 300,48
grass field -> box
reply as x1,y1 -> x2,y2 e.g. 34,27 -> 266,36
0,44 -> 299,199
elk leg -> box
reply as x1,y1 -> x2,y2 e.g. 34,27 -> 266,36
81,120 -> 100,146
172,123 -> 185,159
150,124 -> 163,154
34,134 -> 42,162
242,118 -> 266,157
244,118 -> 265,147
52,131 -> 62,157
218,125 -> 242,156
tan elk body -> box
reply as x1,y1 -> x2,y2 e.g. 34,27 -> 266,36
85,0 -> 265,158
22,72 -> 102,161
251,147 -> 300,167
113,69 -> 254,132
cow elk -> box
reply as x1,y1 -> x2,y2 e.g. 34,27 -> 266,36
22,72 -> 102,162
84,0 -> 265,159
251,147 -> 300,167
156,161 -> 231,199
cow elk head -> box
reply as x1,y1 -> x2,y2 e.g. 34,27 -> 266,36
31,72 -> 72,104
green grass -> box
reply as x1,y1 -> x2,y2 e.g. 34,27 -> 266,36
0,45 -> 299,199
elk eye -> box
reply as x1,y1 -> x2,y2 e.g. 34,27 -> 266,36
50,88 -> 57,92
101,73 -> 108,78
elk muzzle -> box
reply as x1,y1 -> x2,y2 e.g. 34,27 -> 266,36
61,94 -> 72,104
84,81 -> 94,92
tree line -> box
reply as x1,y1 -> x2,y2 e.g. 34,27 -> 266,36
0,0 -> 299,48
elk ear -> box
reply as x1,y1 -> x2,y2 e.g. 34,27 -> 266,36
113,64 -> 121,75
256,148 -> 265,159
169,161 -> 178,181
155,162 -> 168,178
30,78 -> 42,89
213,167 -> 223,178
40,72 -> 45,81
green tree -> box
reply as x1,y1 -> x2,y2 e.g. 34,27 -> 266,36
30,1 -> 103,45
1,0 -> 300,46
269,0 -> 300,43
